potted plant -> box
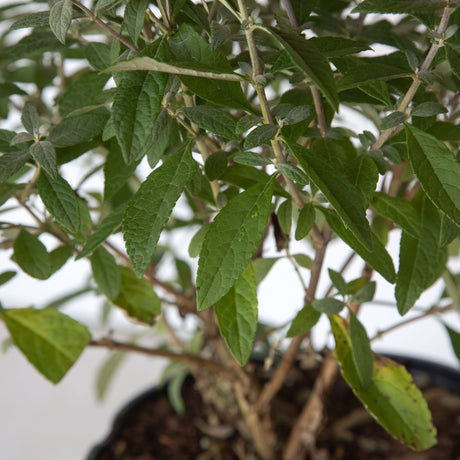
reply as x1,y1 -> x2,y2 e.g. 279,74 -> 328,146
1,0 -> 460,458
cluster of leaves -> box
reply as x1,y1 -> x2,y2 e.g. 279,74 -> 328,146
1,0 -> 460,455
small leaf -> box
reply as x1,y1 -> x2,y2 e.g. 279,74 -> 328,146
244,125 -> 278,149
0,271 -> 16,287
37,172 -> 81,234
196,178 -> 274,311
29,141 -> 58,179
188,224 -> 210,258
446,43 -> 460,79
96,350 -> 127,401
123,147 -> 197,277
287,304 -> 321,338
21,102 -> 40,136
123,0 -> 148,44
277,199 -> 292,235
0,149 -> 31,183
1,307 -> 91,383
112,266 -> 161,324
411,102 -> 447,118
49,0 -> 73,44
251,257 -> 280,285
13,229 -> 51,280
351,281 -> 376,304
85,42 -> 113,70
312,298 -> 346,315
291,253 -> 313,269
215,264 -> 258,366
233,152 -> 272,167
328,269 -> 347,297
349,310 -> 373,389
10,132 -> 34,145
205,151 -> 227,180
90,247 -> 121,300
49,245 -> 73,273
330,315 -> 437,451
406,124 -> 460,229
295,203 -> 316,241
278,163 -> 309,186
183,106 -> 238,140
381,111 -> 407,130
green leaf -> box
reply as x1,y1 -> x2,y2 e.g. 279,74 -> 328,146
351,281 -> 377,304
289,141 -> 373,250
251,257 -> 280,285
123,0 -> 148,44
49,245 -> 73,273
0,271 -> 16,287
287,304 -> 321,338
266,27 -> 339,111
96,350 -> 127,401
196,178 -> 274,311
112,266 -> 161,324
406,124 -> 460,229
49,0 -> 73,44
37,172 -> 81,234
90,247 -> 121,300
411,102 -> 447,118
345,155 -> 379,208
328,269 -> 347,297
243,125 -> 278,149
330,315 -> 437,451
85,42 -> 113,71
309,37 -> 370,57
312,298 -> 346,315
0,149 -> 31,183
320,207 -> 396,283
233,152 -> 272,167
182,106 -> 238,140
13,229 -> 51,280
77,204 -> 127,259
446,43 -> 460,79
338,64 -> 411,90
205,151 -> 227,180
29,141 -> 58,179
21,102 -> 40,136
372,192 -> 420,238
277,199 -> 292,235
215,263 -> 258,366
396,193 -> 447,315
188,224 -> 210,258
349,310 -> 373,389
291,253 -> 313,269
295,202 -> 315,240
278,163 -> 309,186
123,147 -> 197,277
352,0 -> 445,14
381,111 -> 407,130
48,108 -> 109,147
1,307 -> 91,383
444,324 -> 460,363
112,69 -> 168,164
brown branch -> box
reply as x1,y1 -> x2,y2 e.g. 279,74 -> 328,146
89,338 -> 237,380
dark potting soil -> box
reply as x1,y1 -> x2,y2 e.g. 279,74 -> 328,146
89,357 -> 460,460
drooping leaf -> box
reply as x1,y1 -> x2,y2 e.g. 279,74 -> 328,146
406,124 -> 460,229
349,310 -> 373,389
266,27 -> 339,110
111,266 -> 161,324
13,229 -> 51,280
29,141 -> 58,179
182,106 -> 238,140
77,204 -> 127,259
320,207 -> 396,283
49,0 -> 73,44
295,202 -> 316,240
123,0 -> 148,44
287,304 -> 322,337
111,69 -> 168,164
311,298 -> 346,315
328,269 -> 347,297
196,178 -> 274,311
395,193 -> 447,315
330,315 -> 436,451
37,172 -> 81,234
90,246 -> 121,300
1,307 -> 91,383
96,350 -> 127,401
123,146 -> 197,277
214,264 -> 258,366
289,141 -> 373,250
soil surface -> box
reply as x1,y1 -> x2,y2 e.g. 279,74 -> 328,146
89,356 -> 460,460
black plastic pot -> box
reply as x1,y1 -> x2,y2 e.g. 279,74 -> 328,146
86,355 -> 460,460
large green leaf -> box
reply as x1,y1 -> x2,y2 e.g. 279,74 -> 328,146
214,264 -> 258,366
37,172 -> 80,234
111,68 -> 168,164
289,141 -> 373,250
320,207 -> 396,283
112,266 -> 161,324
123,146 -> 197,277
266,27 -> 339,111
395,193 -> 447,315
1,307 -> 90,383
330,315 -> 437,451
406,124 -> 460,229
13,229 -> 51,280
196,178 -> 274,311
